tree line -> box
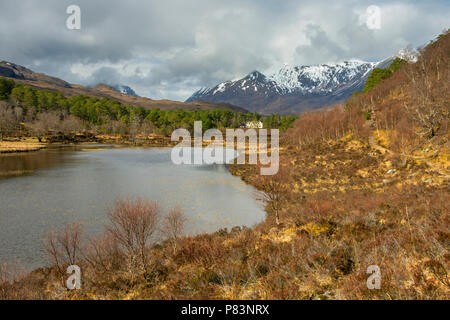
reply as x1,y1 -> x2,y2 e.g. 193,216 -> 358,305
361,57 -> 405,93
0,77 -> 297,140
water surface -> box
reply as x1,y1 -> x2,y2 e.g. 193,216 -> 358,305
0,146 -> 265,269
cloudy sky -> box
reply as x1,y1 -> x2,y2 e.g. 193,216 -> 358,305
0,0 -> 448,101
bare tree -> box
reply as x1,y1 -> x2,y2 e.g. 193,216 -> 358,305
104,120 -> 123,136
13,106 -> 23,123
404,39 -> 449,138
140,119 -> 154,138
129,114 -> 142,144
28,111 -> 61,142
255,166 -> 290,225
0,260 -> 27,299
0,103 -> 17,140
161,207 -> 187,253
106,197 -> 160,272
43,221 -> 84,275
83,233 -> 122,272
59,112 -> 82,139
284,105 -> 367,147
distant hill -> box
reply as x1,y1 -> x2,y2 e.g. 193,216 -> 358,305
0,61 -> 247,113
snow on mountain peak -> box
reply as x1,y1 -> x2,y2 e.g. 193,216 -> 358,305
213,82 -> 228,95
184,51 -> 414,114
267,60 -> 375,93
187,59 -> 377,103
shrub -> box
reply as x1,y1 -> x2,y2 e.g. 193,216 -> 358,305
83,233 -> 123,272
106,197 -> 160,272
161,207 -> 187,253
43,221 -> 84,275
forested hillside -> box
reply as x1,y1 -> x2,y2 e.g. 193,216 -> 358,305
0,79 -> 296,142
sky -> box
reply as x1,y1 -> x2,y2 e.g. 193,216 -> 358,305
0,0 -> 448,101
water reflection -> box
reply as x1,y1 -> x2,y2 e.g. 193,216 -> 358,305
0,147 -> 264,269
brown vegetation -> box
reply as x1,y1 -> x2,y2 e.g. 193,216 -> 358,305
106,197 -> 160,273
43,222 -> 85,275
161,207 -> 187,253
0,140 -> 46,153
254,165 -> 291,225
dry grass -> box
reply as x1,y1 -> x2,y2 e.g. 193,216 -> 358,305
0,139 -> 46,153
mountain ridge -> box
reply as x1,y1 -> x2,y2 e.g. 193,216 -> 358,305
186,57 -> 403,115
0,61 -> 247,113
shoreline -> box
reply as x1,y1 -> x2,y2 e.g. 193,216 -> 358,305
0,135 -> 178,154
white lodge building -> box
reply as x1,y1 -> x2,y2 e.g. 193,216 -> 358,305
244,121 -> 263,129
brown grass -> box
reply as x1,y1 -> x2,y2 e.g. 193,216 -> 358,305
0,140 -> 46,153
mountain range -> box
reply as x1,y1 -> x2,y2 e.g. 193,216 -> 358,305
0,61 -> 246,113
186,49 -> 417,115
0,47 -> 419,116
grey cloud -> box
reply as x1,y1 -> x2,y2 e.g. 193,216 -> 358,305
295,24 -> 347,65
89,67 -> 121,86
0,0 -> 448,101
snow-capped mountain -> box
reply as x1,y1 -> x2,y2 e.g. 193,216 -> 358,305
269,60 -> 376,95
113,84 -> 139,97
186,59 -> 391,115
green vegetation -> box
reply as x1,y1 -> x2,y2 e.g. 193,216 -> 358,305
362,57 -> 405,93
262,114 -> 298,131
0,78 -> 297,139
0,78 -> 15,100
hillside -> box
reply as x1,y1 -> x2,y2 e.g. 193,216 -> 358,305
229,30 -> 449,299
0,61 -> 246,113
